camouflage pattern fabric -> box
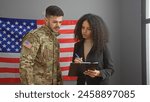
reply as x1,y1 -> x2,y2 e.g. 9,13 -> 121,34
19,25 -> 63,85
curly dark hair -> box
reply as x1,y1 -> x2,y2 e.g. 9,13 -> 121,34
45,5 -> 64,17
74,13 -> 108,54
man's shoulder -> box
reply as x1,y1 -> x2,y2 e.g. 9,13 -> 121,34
27,26 -> 47,37
31,26 -> 46,34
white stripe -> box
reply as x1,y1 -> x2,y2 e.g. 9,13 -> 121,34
0,53 -> 20,58
60,62 -> 71,67
57,34 -> 74,39
0,52 -> 74,58
0,62 -> 19,68
60,43 -> 75,48
62,70 -> 69,76
60,25 -> 75,30
60,52 -> 73,57
0,72 -> 69,78
0,73 -> 20,78
0,62 -> 71,69
37,25 -> 42,28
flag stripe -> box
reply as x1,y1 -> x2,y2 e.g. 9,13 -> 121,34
59,57 -> 72,62
60,25 -> 75,30
0,67 -> 69,73
36,19 -> 45,25
63,76 -> 77,80
61,66 -> 70,71
58,38 -> 76,43
59,29 -> 74,34
57,34 -> 74,39
0,53 -> 20,58
0,52 -> 73,59
0,55 -> 72,63
37,20 -> 77,25
60,43 -> 74,48
60,62 -> 71,67
0,62 -> 71,72
0,57 -> 19,63
0,77 -> 77,84
0,62 -> 19,68
0,78 -> 21,84
0,73 -> 20,78
60,52 -> 73,57
0,68 -> 19,73
62,70 -> 69,76
60,48 -> 74,52
61,20 -> 77,25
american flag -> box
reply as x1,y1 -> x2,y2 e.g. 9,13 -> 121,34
0,17 -> 77,84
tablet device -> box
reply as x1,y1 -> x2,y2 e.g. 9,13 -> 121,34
68,62 -> 98,76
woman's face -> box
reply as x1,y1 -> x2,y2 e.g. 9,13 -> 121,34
81,20 -> 92,40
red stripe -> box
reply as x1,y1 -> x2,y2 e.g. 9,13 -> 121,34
0,78 -> 21,84
58,38 -> 77,43
37,20 -> 77,25
0,77 -> 76,83
0,77 -> 77,83
37,19 -> 45,25
61,66 -> 70,71
63,76 -> 77,80
0,68 -> 19,73
59,57 -> 73,62
61,20 -> 77,25
59,30 -> 74,34
60,48 -> 74,52
0,67 -> 71,73
0,57 -> 19,63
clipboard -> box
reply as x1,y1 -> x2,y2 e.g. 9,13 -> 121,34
68,62 -> 98,76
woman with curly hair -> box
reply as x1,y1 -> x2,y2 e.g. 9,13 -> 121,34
72,13 -> 114,85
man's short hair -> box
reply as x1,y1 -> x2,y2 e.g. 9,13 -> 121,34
45,5 -> 64,17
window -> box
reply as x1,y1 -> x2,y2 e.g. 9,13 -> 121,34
146,0 -> 150,18
142,0 -> 150,84
146,24 -> 150,84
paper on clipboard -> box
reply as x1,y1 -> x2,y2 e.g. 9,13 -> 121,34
68,62 -> 99,76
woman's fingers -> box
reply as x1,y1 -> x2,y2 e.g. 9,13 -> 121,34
74,58 -> 83,63
84,70 -> 100,77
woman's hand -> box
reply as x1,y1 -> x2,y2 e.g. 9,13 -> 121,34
74,57 -> 83,63
84,69 -> 101,78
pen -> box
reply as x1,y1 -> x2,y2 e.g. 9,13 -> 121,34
75,53 -> 80,58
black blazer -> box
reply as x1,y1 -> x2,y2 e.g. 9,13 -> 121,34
72,40 -> 114,85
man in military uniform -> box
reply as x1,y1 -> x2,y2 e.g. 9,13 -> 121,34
19,5 -> 64,85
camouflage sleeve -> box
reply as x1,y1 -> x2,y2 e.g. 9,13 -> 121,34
19,33 -> 40,85
58,68 -> 63,85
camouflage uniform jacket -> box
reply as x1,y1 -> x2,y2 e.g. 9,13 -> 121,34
19,25 -> 63,85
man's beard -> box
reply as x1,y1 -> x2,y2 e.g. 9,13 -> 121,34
47,22 -> 60,32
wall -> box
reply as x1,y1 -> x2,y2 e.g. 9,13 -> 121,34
0,0 -> 122,84
120,0 -> 142,84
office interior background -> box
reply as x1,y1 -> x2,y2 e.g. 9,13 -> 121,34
0,0 -> 149,85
